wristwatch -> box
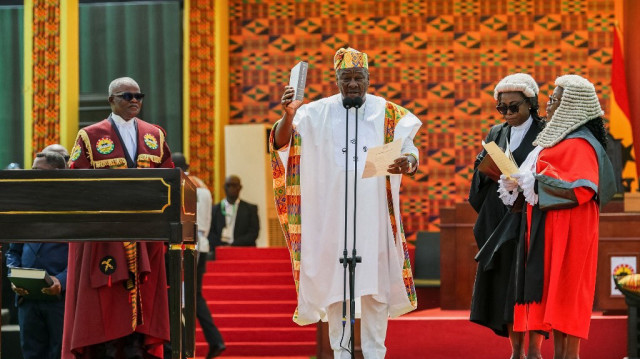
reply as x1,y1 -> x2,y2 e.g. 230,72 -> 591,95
406,158 -> 415,173
404,153 -> 417,173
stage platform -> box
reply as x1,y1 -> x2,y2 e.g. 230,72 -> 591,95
197,247 -> 627,358
195,308 -> 626,358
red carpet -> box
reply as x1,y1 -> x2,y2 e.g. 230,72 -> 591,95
196,247 -> 315,358
386,309 -> 626,359
197,247 -> 627,358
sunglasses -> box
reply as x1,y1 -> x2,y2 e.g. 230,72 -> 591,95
496,99 -> 526,115
113,92 -> 145,101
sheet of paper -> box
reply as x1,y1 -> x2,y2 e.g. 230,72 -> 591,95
362,138 -> 403,178
482,141 -> 519,178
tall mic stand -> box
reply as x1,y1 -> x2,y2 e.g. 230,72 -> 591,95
339,96 -> 363,359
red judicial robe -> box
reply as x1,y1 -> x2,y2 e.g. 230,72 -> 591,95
62,117 -> 173,358
513,138 -> 599,339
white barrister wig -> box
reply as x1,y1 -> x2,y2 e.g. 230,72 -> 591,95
533,74 -> 604,148
493,73 -> 539,100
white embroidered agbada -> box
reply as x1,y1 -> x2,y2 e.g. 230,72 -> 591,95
271,93 -> 420,325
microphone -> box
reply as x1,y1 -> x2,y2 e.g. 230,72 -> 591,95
342,96 -> 363,109
342,97 -> 354,109
352,96 -> 363,109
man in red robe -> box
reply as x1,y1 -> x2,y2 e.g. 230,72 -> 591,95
500,74 -> 616,359
62,77 -> 173,359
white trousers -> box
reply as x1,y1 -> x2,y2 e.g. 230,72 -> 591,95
327,295 -> 389,359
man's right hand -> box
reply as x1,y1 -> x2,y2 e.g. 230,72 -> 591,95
275,86 -> 302,149
281,86 -> 302,118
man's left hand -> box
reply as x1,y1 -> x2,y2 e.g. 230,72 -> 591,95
388,155 -> 415,174
42,276 -> 61,296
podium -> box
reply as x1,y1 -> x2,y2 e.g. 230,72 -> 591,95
440,200 -> 640,312
0,168 -> 198,359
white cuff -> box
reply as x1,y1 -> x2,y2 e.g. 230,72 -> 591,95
514,171 -> 538,206
497,183 -> 519,206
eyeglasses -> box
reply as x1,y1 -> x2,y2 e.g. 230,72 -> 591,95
113,92 -> 145,101
496,99 -> 526,115
547,96 -> 561,105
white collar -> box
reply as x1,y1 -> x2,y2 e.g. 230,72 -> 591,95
511,115 -> 533,133
111,113 -> 136,127
224,198 -> 239,206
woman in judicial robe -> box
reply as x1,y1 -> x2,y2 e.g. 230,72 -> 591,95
469,73 -> 545,359
500,74 -> 615,359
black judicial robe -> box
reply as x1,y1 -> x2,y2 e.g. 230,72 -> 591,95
468,119 -> 543,337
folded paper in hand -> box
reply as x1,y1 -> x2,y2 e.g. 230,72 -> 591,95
481,141 -> 519,179
362,138 -> 403,178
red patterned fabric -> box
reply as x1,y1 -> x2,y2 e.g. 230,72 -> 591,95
186,1 -> 216,190
31,0 -> 61,153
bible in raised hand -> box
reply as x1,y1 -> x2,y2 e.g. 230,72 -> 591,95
289,61 -> 308,101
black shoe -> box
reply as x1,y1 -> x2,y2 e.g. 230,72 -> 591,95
207,344 -> 226,358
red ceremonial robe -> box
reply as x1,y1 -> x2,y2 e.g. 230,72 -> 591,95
513,138 -> 599,339
62,117 -> 173,358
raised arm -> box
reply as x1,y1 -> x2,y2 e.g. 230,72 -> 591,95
274,85 -> 303,149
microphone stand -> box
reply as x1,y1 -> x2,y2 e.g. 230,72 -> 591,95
339,96 -> 363,359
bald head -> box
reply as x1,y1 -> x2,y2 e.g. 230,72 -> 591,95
42,144 -> 69,168
32,152 -> 66,170
42,144 -> 69,157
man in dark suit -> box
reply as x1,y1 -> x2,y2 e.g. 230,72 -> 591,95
209,175 -> 260,254
7,150 -> 69,359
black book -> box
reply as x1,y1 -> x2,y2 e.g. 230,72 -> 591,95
8,267 -> 58,301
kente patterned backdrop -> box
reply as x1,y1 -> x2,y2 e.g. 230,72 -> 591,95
32,0 -> 61,155
188,1 -> 216,189
223,0 -> 614,235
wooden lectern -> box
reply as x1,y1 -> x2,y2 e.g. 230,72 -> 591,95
0,168 -> 197,359
440,200 -> 640,312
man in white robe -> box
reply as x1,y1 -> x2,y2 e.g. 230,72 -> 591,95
270,47 -> 421,359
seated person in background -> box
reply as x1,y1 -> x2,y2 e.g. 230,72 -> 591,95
209,175 -> 260,249
6,150 -> 69,359
42,144 -> 71,168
